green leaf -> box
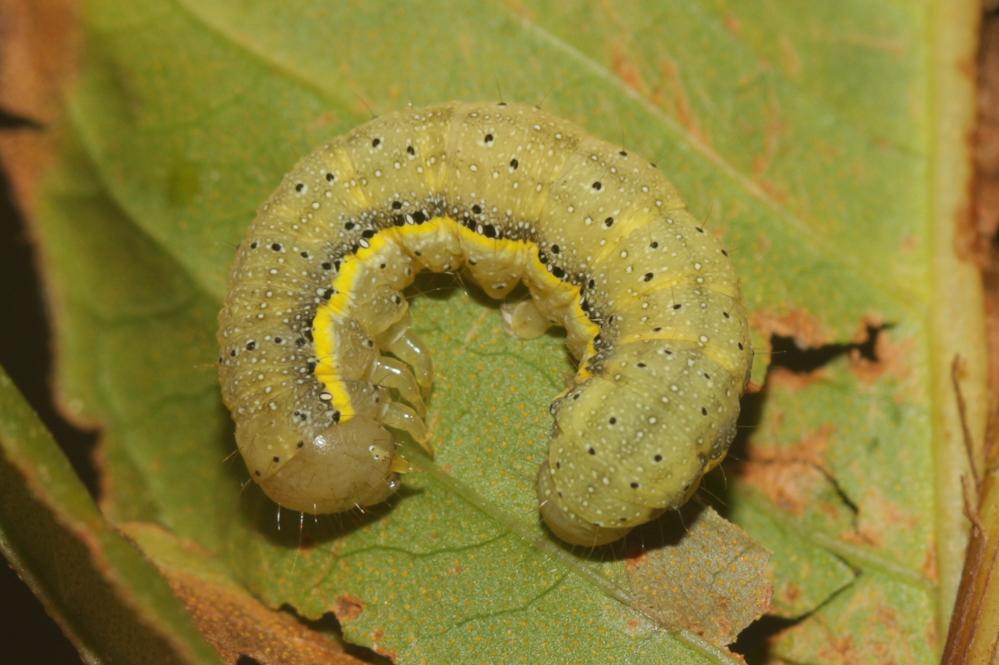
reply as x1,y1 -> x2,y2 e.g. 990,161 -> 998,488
0,366 -> 221,664
16,0 -> 983,662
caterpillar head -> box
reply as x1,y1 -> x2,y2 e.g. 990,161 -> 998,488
536,377 -> 699,546
536,462 -> 633,546
237,415 -> 400,514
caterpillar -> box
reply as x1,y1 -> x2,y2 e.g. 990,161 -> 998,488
217,101 -> 752,546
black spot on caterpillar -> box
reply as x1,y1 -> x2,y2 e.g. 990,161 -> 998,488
217,101 -> 752,546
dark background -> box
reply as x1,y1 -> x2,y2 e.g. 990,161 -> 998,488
1,115 -> 94,663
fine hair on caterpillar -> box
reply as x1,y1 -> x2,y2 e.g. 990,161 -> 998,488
217,101 -> 752,547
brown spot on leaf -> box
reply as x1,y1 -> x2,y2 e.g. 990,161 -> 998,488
624,549 -> 650,573
0,0 -> 79,122
778,35 -> 802,78
846,326 -> 914,389
767,365 -> 828,391
750,93 -> 785,181
335,593 -> 365,623
838,528 -> 880,549
754,232 -> 773,254
818,633 -> 858,664
734,424 -> 834,516
848,487 -> 918,550
0,0 -> 81,212
658,56 -> 710,147
922,546 -> 939,584
974,14 -> 999,428
771,578 -> 925,662
976,17 -> 999,254
308,111 -> 337,130
781,581 -> 802,607
123,523 -> 362,665
755,178 -> 789,205
169,576 -> 362,664
626,508 -> 771,646
373,647 -> 397,661
368,628 -> 398,660
610,40 -> 649,97
752,308 -> 829,350
926,618 -> 941,656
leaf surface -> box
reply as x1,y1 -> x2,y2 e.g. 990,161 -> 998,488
0,367 -> 221,664
3,0 -> 984,662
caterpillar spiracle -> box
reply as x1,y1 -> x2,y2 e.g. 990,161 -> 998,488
217,101 -> 752,546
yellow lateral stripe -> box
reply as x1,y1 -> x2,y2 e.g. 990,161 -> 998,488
631,275 -> 739,300
575,337 -> 598,381
310,216 -> 604,420
391,215 -> 451,242
616,331 -> 739,373
312,235 -> 398,420
590,210 -> 658,263
566,293 -> 601,383
454,222 -> 526,255
524,250 -> 578,297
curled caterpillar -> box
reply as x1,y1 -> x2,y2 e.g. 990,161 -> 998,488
217,101 -> 752,546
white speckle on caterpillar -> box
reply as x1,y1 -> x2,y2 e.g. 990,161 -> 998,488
217,101 -> 752,546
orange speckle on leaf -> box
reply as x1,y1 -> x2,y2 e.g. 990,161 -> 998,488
899,235 -> 919,254
370,628 -> 398,661
922,546 -> 939,584
309,111 -> 336,130
754,233 -> 773,255
755,178 -> 789,206
818,633 -> 858,664
778,35 -> 802,78
781,581 -> 802,606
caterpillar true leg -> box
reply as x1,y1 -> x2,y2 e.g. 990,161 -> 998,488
381,401 -> 432,454
500,299 -> 552,340
378,321 -> 433,394
369,356 -> 426,415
